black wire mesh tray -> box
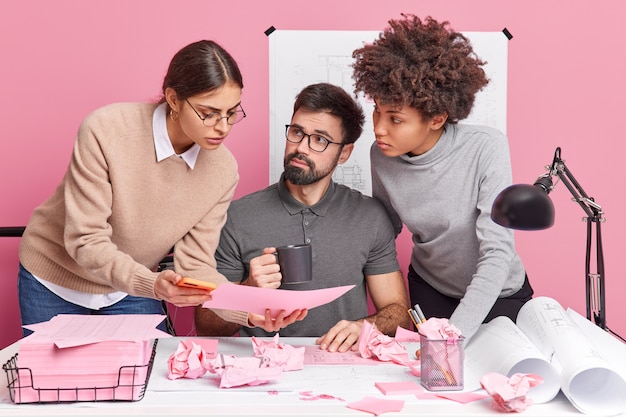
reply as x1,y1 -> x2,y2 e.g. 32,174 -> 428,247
2,339 -> 158,404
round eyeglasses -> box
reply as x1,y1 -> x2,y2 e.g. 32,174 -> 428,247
185,98 -> 246,127
284,124 -> 344,153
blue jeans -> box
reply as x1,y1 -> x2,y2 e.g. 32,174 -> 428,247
18,263 -> 168,337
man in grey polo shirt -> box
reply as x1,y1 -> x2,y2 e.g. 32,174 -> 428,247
195,83 -> 410,353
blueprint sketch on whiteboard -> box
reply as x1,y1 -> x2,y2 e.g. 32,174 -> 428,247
269,30 -> 508,196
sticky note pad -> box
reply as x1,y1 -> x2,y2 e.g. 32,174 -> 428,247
187,338 -> 218,358
375,381 -> 423,395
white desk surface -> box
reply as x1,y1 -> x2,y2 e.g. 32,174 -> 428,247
0,336 -> 617,416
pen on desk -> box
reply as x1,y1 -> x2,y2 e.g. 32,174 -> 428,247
407,309 -> 421,330
413,304 -> 427,323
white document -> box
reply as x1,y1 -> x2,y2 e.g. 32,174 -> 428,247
466,296 -> 626,415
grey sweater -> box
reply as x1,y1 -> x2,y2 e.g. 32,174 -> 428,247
370,123 -> 526,340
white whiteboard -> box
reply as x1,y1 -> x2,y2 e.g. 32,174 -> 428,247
269,30 -> 508,196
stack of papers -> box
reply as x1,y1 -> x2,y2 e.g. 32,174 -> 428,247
11,314 -> 170,403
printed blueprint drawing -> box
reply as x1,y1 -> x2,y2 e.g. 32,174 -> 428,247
269,30 -> 507,196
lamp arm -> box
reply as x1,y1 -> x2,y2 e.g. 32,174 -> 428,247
548,147 -> 606,329
588,217 -> 606,329
550,147 -> 604,221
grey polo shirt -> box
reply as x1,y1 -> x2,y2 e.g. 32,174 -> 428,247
215,175 -> 400,337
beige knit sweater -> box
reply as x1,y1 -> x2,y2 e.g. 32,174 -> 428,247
19,102 -> 248,326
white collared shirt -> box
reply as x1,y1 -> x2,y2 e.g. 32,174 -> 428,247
153,102 -> 200,168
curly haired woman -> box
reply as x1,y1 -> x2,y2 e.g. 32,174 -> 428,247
352,14 -> 533,341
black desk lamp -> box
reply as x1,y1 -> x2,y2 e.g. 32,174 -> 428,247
491,147 -> 606,329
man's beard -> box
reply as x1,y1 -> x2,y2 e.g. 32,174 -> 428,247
283,152 -> 337,185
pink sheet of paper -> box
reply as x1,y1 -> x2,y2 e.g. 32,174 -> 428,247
302,345 -> 380,365
415,390 -> 440,400
375,381 -> 423,395
201,283 -> 355,316
22,314 -> 170,347
347,396 -> 405,415
436,392 -> 490,404
418,387 -> 489,404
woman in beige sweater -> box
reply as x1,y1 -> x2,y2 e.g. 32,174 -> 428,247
18,40 -> 306,336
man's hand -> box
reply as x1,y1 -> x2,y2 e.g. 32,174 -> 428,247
315,320 -> 364,353
243,247 -> 282,289
248,308 -> 308,332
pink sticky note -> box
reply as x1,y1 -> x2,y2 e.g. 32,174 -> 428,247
347,396 -> 405,416
191,338 -> 218,359
436,392 -> 490,404
415,391 -> 440,400
375,381 -> 423,395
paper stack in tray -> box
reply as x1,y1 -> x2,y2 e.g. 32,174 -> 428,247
12,314 -> 170,403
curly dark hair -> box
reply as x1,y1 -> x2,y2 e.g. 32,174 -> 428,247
352,14 -> 489,123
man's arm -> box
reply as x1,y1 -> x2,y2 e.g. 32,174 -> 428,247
316,271 -> 410,352
365,270 -> 411,334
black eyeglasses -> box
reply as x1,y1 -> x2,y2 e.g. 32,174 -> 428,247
284,124 -> 344,153
185,98 -> 246,127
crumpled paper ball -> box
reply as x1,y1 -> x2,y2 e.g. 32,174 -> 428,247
167,339 -> 212,380
218,364 -> 283,389
251,334 -> 305,371
203,334 -> 307,388
480,372 -> 544,412
417,317 -> 462,340
357,320 -> 409,365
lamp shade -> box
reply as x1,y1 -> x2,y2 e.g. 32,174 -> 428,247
491,184 -> 555,230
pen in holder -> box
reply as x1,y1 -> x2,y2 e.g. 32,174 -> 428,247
420,335 -> 464,391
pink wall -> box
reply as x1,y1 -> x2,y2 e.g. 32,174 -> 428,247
1,1 -> 625,348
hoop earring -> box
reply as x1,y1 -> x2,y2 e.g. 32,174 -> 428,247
170,109 -> 179,121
